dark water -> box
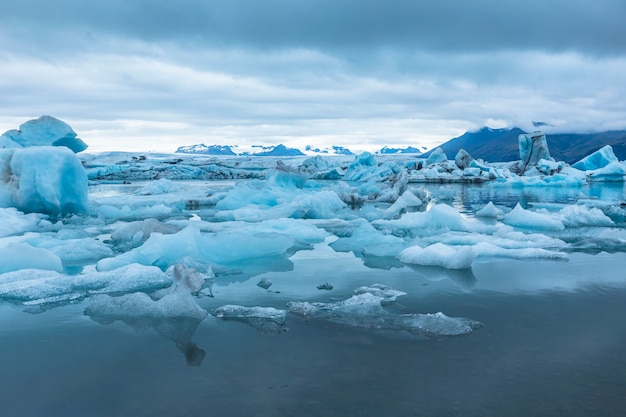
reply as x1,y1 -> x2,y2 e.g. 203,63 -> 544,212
2,251 -> 626,417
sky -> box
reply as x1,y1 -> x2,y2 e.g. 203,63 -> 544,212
1,0 -> 625,153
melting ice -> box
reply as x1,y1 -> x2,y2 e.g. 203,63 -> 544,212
1,116 -> 626,341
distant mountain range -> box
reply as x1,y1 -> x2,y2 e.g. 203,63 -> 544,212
176,143 -> 424,157
175,128 -> 626,163
423,127 -> 626,164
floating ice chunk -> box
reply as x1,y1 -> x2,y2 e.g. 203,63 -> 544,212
25,235 -> 113,266
472,242 -> 568,261
85,265 -> 208,320
329,220 -> 405,257
535,158 -> 564,176
96,224 -> 295,271
385,312 -> 482,337
109,218 -> 181,249
572,145 -> 618,171
86,270 -> 207,320
455,149 -> 474,169
0,147 -> 88,214
374,204 -> 470,236
212,305 -> 286,320
97,204 -> 173,221
85,265 -> 208,366
502,204 -> 565,230
476,202 -> 503,218
0,263 -> 171,304
383,190 -> 423,218
342,152 -> 405,182
352,284 -> 407,302
0,242 -> 63,274
257,277 -> 273,289
0,207 -> 46,238
135,178 -> 184,195
426,147 -> 447,165
298,155 -> 345,179
398,243 -> 477,269
212,305 -> 288,333
0,115 -> 87,153
81,263 -> 172,294
559,205 -> 614,227
287,285 -> 481,337
586,161 -> 626,182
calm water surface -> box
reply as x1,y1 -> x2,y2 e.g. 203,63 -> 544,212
2,251 -> 626,417
1,181 -> 625,416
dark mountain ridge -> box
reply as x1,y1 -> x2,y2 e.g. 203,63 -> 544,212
424,127 -> 626,164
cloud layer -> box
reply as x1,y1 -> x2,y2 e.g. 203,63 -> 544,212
1,1 -> 625,152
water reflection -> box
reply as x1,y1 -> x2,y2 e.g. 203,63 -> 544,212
405,264 -> 477,292
86,310 -> 206,367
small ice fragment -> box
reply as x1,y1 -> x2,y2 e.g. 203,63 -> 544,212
352,284 -> 406,302
317,282 -> 333,290
257,277 -> 273,289
212,305 -> 286,320
476,201 -> 503,218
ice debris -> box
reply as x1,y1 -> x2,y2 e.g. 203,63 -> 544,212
257,277 -> 273,289
317,282 -> 333,290
287,284 -> 481,338
211,305 -> 288,334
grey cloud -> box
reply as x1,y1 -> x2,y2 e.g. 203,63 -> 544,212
2,0 -> 625,56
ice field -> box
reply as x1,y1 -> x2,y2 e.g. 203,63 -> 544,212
1,117 -> 626,416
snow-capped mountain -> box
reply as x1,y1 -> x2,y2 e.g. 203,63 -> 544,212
175,144 -> 237,155
377,146 -> 425,155
304,145 -> 354,155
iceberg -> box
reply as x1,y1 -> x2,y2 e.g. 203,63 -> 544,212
517,131 -> 553,173
0,146 -> 89,214
0,115 -> 88,153
454,149 -> 474,170
426,147 -> 448,165
572,145 -> 619,171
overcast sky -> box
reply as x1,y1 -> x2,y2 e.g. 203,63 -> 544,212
1,0 -> 625,153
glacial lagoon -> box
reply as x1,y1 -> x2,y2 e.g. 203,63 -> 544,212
2,178 -> 626,417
